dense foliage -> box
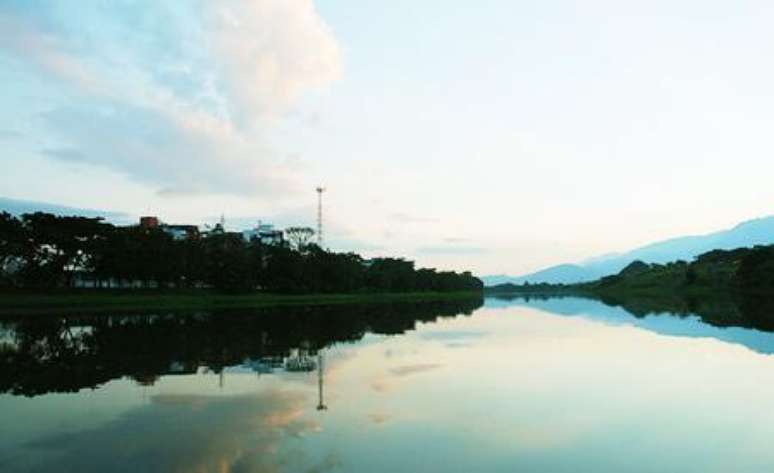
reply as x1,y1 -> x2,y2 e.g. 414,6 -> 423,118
586,245 -> 774,293
486,245 -> 774,295
0,298 -> 484,396
0,212 -> 482,293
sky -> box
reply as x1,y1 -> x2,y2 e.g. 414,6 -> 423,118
2,0 -> 774,276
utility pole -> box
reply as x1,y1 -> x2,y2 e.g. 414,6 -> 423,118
316,186 -> 325,247
316,351 -> 327,411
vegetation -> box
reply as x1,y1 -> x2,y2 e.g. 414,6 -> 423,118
0,290 -> 484,315
0,297 -> 484,397
485,281 -> 576,295
0,211 -> 482,296
488,289 -> 774,335
582,245 -> 774,294
485,244 -> 774,296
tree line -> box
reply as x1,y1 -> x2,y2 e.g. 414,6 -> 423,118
486,244 -> 774,296
0,212 -> 483,293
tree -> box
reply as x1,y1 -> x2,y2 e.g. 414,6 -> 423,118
685,266 -> 697,285
0,212 -> 26,286
202,233 -> 262,292
737,246 -> 774,291
0,210 -> 484,294
284,227 -> 315,252
17,213 -> 109,288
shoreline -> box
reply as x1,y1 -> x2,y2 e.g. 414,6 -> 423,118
0,290 -> 484,315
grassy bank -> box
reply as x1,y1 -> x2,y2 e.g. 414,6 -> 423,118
0,290 -> 483,315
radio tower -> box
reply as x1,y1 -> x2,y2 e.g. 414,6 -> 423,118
316,186 -> 325,247
316,351 -> 327,411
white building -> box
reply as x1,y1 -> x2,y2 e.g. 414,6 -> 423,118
242,223 -> 284,246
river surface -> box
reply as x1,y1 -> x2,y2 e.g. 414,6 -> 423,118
3,296 -> 774,472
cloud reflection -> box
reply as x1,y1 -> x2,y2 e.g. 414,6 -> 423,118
367,413 -> 392,425
22,390 -> 321,473
388,363 -> 444,377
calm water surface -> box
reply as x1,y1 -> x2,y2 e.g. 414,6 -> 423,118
3,296 -> 774,472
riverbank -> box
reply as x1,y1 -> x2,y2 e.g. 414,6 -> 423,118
0,290 -> 483,315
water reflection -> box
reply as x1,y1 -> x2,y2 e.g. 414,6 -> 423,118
6,295 -> 774,472
25,390 -> 318,473
0,299 -> 483,397
489,293 -> 774,355
490,291 -> 774,331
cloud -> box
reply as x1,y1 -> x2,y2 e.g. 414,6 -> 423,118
302,453 -> 343,473
419,330 -> 488,348
389,212 -> 439,224
41,147 -> 85,162
0,129 -> 21,140
419,330 -> 487,341
38,100 -> 295,196
21,390 -> 323,473
370,379 -> 392,393
443,237 -> 470,243
367,412 -> 392,425
0,1 -> 342,196
415,245 -> 488,255
328,238 -> 386,253
368,362 -> 446,395
203,0 -> 341,125
389,363 -> 444,377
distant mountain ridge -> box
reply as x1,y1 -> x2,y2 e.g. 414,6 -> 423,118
482,215 -> 774,286
0,196 -> 131,224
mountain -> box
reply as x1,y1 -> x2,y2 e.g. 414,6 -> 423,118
485,295 -> 774,356
0,196 -> 131,224
481,264 -> 606,286
483,215 -> 774,286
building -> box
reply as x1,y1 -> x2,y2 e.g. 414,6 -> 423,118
136,217 -> 199,240
242,222 -> 284,246
284,348 -> 317,372
161,224 -> 200,241
362,258 -> 376,268
139,216 -> 160,229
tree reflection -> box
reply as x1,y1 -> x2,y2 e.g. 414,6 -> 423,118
491,292 -> 774,332
0,298 -> 483,397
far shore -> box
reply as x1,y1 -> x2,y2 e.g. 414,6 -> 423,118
0,290 -> 484,315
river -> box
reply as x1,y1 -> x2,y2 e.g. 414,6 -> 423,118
2,295 -> 774,472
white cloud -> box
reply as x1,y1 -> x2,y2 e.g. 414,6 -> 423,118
21,390 -> 323,473
0,1 -> 342,197
204,0 -> 342,125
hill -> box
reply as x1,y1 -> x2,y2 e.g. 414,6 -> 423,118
0,196 -> 130,223
480,264 -> 605,286
483,215 -> 774,286
584,245 -> 774,295
487,244 -> 774,297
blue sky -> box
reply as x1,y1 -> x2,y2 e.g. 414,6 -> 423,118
2,1 -> 774,275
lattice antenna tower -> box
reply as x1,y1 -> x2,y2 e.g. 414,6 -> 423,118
316,186 -> 326,247
316,351 -> 327,411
